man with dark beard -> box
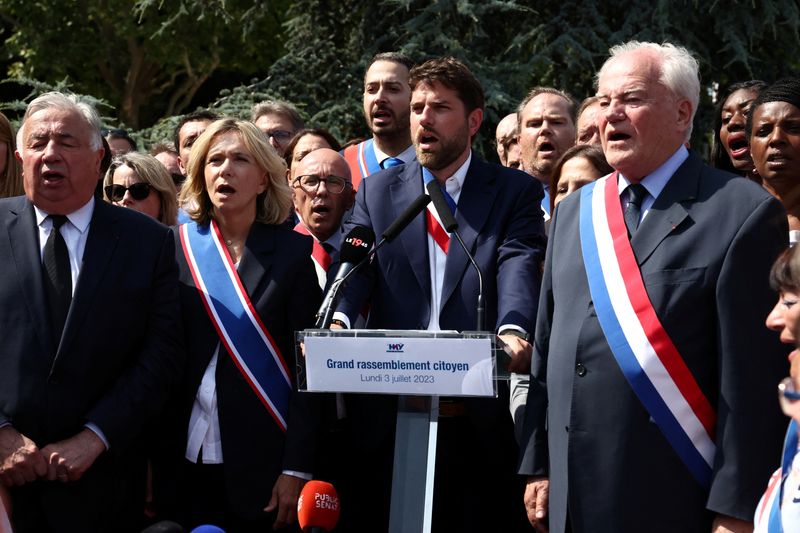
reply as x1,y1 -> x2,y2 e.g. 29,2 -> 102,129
342,52 -> 416,191
331,56 -> 545,533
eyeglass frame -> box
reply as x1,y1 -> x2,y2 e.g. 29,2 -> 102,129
265,129 -> 293,143
292,174 -> 351,195
105,182 -> 153,202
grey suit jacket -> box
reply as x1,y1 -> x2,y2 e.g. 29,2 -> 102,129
519,153 -> 789,533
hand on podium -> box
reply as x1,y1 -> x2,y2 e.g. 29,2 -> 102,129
498,333 -> 532,373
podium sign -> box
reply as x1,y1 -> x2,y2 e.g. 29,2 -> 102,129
298,330 -> 498,397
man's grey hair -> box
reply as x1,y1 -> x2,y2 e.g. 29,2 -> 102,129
251,100 -> 304,131
17,91 -> 103,152
596,41 -> 700,141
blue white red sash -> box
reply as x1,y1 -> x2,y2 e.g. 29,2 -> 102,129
179,220 -> 292,432
342,139 -> 381,191
422,167 -> 455,253
755,420 -> 799,532
578,174 -> 716,487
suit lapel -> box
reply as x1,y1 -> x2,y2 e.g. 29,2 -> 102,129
440,158 -> 497,311
238,223 -> 275,301
630,153 -> 700,266
56,201 -> 120,363
391,162 -> 430,299
4,198 -> 54,355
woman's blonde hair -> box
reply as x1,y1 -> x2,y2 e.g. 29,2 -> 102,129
179,118 -> 291,225
103,152 -> 178,225
0,112 -> 22,198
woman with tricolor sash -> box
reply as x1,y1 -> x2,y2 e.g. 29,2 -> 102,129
166,118 -> 322,531
756,246 -> 800,532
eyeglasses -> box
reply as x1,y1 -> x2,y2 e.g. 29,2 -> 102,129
105,183 -> 152,202
265,130 -> 293,143
292,175 -> 350,194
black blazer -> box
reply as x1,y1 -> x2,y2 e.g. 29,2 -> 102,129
174,221 -> 322,520
0,197 -> 184,530
520,153 -> 789,532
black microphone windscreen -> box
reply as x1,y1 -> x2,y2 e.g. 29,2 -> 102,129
425,180 -> 459,232
382,192 -> 431,242
339,225 -> 375,264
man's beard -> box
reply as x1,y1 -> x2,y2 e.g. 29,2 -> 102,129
415,127 -> 469,171
366,108 -> 410,140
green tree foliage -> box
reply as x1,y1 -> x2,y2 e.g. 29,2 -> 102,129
256,0 -> 800,157
3,0 -> 800,157
1,0 -> 288,128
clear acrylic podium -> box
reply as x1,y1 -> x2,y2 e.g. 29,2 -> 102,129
296,329 -> 510,533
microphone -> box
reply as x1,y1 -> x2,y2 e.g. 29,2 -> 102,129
297,480 -> 340,533
317,193 -> 431,328
315,226 -> 375,328
381,192 -> 431,244
424,179 -> 486,331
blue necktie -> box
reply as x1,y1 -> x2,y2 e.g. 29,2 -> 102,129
422,168 -> 457,213
382,157 -> 404,169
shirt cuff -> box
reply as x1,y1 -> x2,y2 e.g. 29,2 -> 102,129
84,423 -> 110,450
331,312 -> 351,329
498,324 -> 528,336
282,470 -> 313,481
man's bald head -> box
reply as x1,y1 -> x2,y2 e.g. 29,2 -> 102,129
294,148 -> 351,182
495,113 -> 518,166
291,148 -> 354,242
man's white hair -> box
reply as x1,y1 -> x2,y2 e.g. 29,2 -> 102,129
596,41 -> 700,141
16,91 -> 103,153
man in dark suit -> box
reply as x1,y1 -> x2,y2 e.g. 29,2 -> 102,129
0,92 -> 183,532
333,57 -> 545,533
519,42 -> 788,533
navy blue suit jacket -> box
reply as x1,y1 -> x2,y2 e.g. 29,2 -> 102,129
336,156 -> 545,444
338,156 -> 545,333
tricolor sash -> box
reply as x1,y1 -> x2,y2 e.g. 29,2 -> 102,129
342,139 -> 381,191
756,420 -> 799,532
578,174 -> 717,487
179,220 -> 292,432
422,167 -> 455,253
293,222 -> 332,288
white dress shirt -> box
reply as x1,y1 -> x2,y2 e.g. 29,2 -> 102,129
186,345 -> 223,463
426,153 -> 471,331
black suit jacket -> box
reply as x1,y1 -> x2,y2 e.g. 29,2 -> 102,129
173,222 -> 322,520
519,153 -> 789,532
0,196 -> 183,531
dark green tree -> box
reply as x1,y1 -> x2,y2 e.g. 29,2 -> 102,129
1,0 -> 288,128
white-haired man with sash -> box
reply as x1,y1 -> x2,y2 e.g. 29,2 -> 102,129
519,41 -> 788,533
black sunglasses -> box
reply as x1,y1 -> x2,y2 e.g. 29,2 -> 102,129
105,183 -> 152,202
